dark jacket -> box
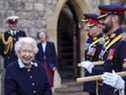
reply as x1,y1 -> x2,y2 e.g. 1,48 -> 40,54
35,41 -> 57,69
4,61 -> 52,95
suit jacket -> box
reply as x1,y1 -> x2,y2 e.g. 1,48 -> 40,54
4,61 -> 52,95
35,41 -> 57,69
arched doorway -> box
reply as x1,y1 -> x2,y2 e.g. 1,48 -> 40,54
47,0 -> 99,81
57,1 -> 80,80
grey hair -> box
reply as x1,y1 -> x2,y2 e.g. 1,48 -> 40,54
15,37 -> 38,56
37,31 -> 48,39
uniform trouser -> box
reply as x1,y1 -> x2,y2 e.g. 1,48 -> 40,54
83,65 -> 104,95
102,84 -> 119,95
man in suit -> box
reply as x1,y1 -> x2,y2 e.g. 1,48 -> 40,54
3,16 -> 26,68
35,31 -> 57,88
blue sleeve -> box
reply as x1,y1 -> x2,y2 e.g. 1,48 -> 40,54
104,60 -> 113,72
48,42 -> 57,69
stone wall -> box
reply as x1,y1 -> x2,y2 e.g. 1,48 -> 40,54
0,0 -> 121,41
0,0 -> 57,39
0,0 -> 58,74
0,1 -> 57,94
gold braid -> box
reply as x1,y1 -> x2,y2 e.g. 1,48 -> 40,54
1,33 -> 13,55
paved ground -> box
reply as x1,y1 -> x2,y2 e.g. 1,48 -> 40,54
54,80 -> 86,95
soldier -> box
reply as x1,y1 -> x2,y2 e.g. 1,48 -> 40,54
80,13 -> 105,95
79,3 -> 126,95
98,3 -> 126,95
98,3 -> 126,72
101,32 -> 126,95
83,13 -> 104,61
2,16 -> 26,68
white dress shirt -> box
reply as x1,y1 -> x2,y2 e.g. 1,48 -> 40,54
41,42 -> 47,53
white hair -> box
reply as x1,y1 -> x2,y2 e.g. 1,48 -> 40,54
15,37 -> 38,56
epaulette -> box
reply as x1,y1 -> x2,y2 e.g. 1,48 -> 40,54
90,37 -> 103,47
93,36 -> 98,41
105,34 -> 122,52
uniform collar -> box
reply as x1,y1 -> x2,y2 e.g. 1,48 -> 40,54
9,30 -> 17,36
18,58 -> 38,68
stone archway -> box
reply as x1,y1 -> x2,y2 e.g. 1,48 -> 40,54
47,0 -> 97,46
47,0 -> 100,80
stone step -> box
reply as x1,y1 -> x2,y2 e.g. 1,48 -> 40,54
54,80 -> 84,95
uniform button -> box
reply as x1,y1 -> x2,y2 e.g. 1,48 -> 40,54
32,82 -> 35,86
27,69 -> 31,72
33,90 -> 36,94
30,76 -> 32,79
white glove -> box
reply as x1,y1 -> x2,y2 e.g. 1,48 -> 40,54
78,61 -> 94,73
101,72 -> 125,90
85,43 -> 90,50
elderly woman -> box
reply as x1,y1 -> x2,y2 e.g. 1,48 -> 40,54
4,37 -> 52,95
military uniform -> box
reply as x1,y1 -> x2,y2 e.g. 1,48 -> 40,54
85,33 -> 103,61
82,14 -> 104,95
98,3 -> 126,95
103,27 -> 123,72
115,39 -> 126,94
84,33 -> 104,95
2,16 -> 26,68
3,30 -> 26,67
98,3 -> 126,72
102,37 -> 126,95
